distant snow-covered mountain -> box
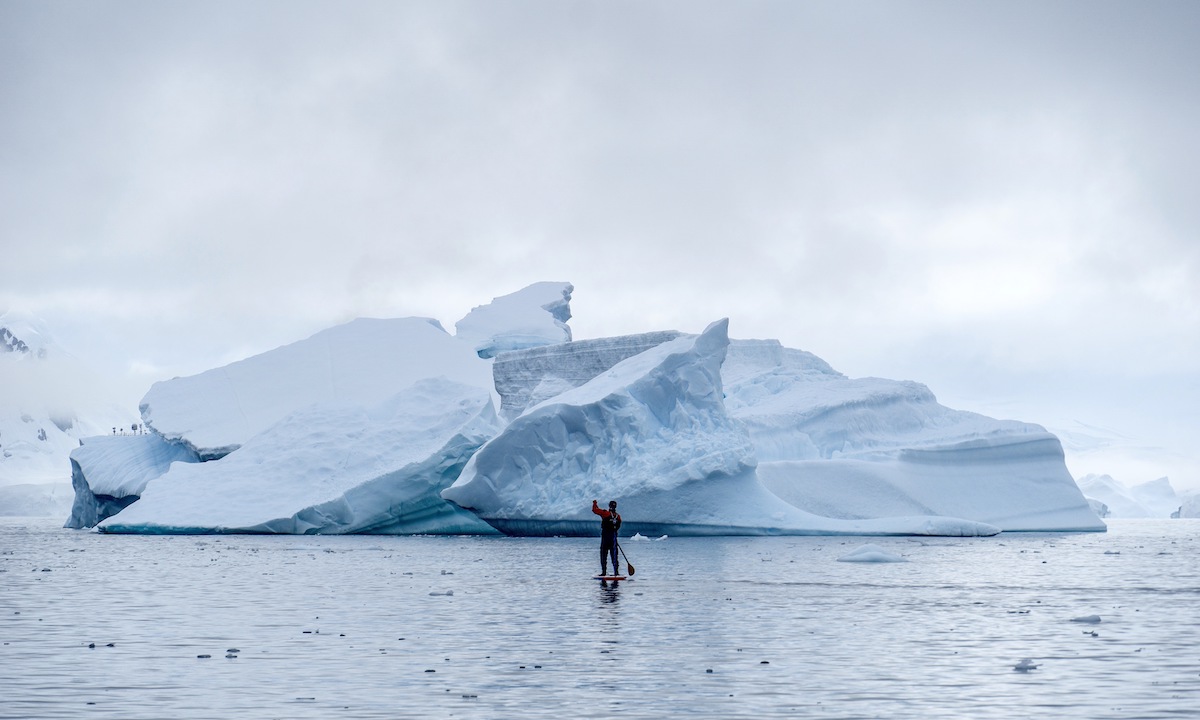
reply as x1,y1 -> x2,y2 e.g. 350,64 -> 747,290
1075,473 -> 1182,518
0,311 -> 135,516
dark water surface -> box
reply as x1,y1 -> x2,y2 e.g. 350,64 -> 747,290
2,518 -> 1198,719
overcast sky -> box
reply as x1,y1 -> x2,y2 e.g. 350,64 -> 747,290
2,1 -> 1197,488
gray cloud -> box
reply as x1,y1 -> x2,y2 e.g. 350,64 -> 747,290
2,0 -> 1197,487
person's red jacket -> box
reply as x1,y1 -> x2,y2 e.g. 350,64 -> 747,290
592,500 -> 620,523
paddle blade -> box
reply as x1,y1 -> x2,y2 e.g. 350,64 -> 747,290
627,562 -> 635,576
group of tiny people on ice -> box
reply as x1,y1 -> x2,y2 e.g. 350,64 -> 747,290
592,499 -> 623,576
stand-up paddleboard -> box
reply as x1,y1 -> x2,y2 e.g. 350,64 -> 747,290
594,575 -> 627,581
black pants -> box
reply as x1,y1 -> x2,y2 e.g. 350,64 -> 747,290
600,540 -> 618,573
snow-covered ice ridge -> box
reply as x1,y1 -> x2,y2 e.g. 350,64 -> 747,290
73,282 -> 1102,535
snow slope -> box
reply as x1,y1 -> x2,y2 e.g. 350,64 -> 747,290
139,317 -> 494,460
102,379 -> 501,534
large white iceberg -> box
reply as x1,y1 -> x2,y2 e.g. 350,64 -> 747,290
73,282 -> 1102,536
139,317 -> 494,460
443,319 -> 1001,537
101,378 -> 500,534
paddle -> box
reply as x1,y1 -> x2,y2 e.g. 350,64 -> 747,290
617,541 -> 635,576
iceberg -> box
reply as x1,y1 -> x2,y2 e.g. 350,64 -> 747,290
101,378 -> 500,534
1175,491 -> 1200,519
65,434 -> 200,528
443,320 -> 1000,537
837,544 -> 907,563
74,282 -> 1100,537
454,281 -> 574,359
1076,474 -> 1181,518
139,317 -> 494,460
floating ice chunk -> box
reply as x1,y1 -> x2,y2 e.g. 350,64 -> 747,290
837,544 -> 907,563
1013,658 -> 1040,672
1070,615 -> 1102,624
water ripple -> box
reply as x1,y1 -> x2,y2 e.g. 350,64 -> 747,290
1,519 -> 1198,718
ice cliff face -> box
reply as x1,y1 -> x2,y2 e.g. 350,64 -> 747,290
491,330 -> 683,419
102,379 -> 500,534
139,316 -> 494,461
65,434 -> 200,528
454,282 -> 574,358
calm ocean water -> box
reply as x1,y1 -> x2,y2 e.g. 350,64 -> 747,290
1,518 -> 1198,719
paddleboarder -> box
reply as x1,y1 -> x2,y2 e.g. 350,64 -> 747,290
592,499 -> 622,576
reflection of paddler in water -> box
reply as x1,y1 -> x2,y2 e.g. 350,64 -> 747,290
592,499 -> 621,576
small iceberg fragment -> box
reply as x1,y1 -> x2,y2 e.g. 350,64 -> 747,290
1013,658 -> 1040,672
1070,615 -> 1102,624
629,533 -> 668,542
837,544 -> 906,563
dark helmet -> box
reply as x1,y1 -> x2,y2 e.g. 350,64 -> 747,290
608,500 -> 617,510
